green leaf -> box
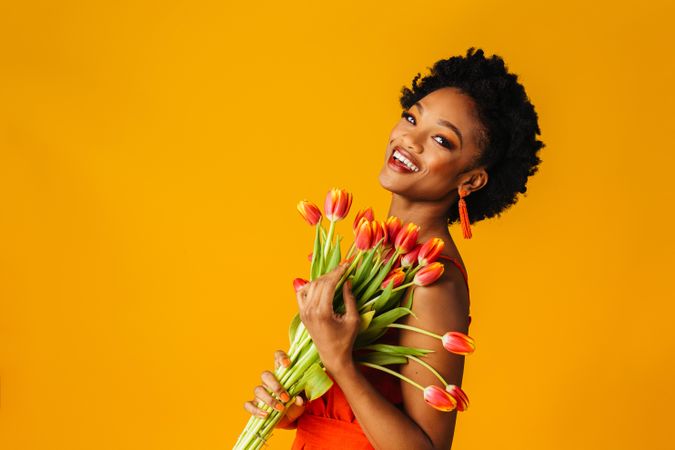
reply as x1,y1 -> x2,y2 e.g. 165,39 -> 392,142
359,310 -> 375,332
325,235 -> 343,272
355,352 -> 407,366
288,312 -> 301,345
360,343 -> 434,357
355,307 -> 414,347
311,224 -> 323,281
372,278 -> 394,311
354,246 -> 377,285
403,286 -> 415,310
301,362 -> 334,401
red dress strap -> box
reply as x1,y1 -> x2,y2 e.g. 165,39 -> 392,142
436,255 -> 472,326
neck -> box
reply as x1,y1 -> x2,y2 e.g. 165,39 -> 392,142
386,192 -> 458,248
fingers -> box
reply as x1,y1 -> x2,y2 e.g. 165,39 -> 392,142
273,350 -> 291,370
342,279 -> 359,321
244,399 -> 269,419
261,370 -> 291,403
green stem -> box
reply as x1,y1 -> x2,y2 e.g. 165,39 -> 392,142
386,323 -> 442,340
391,281 -> 415,293
323,220 -> 335,261
358,361 -> 425,391
407,355 -> 448,386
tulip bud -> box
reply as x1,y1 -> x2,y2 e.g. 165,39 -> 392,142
381,267 -> 405,289
352,207 -> 375,232
307,252 -> 313,262
446,384 -> 469,411
401,244 -> 422,268
441,331 -> 476,355
423,385 -> 457,412
418,238 -> 445,266
293,278 -> 309,292
394,222 -> 420,254
354,217 -> 373,251
297,200 -> 322,226
413,262 -> 444,286
385,216 -> 402,246
370,220 -> 388,247
324,188 -> 353,222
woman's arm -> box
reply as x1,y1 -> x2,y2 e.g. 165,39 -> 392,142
330,270 -> 470,450
297,263 -> 470,450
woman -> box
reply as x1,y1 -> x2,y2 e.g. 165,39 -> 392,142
243,47 -> 545,449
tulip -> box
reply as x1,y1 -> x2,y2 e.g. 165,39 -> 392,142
354,217 -> 373,251
418,238 -> 445,266
413,262 -> 445,286
307,252 -> 313,262
401,244 -> 422,268
446,385 -> 470,411
293,278 -> 309,292
353,207 -> 375,232
381,267 -> 405,289
381,247 -> 400,267
424,385 -> 458,412
384,216 -> 402,246
324,188 -> 353,222
394,222 -> 420,254
370,220 -> 388,248
441,331 -> 476,355
297,200 -> 322,226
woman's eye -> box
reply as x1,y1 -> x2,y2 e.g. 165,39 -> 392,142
434,135 -> 454,149
401,111 -> 416,125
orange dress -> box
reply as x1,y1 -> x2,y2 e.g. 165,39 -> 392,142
290,255 -> 471,450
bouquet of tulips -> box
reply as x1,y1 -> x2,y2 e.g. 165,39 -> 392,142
234,188 -> 476,450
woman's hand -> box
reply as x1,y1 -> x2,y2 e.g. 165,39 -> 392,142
243,350 -> 306,429
295,263 -> 361,376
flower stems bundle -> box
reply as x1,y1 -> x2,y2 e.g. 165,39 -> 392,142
234,188 -> 476,450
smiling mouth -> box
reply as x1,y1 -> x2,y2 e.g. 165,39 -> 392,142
390,149 -> 420,172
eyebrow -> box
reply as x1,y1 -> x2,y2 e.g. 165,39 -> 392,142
414,102 -> 464,149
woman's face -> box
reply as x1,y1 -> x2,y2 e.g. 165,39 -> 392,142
379,87 -> 484,202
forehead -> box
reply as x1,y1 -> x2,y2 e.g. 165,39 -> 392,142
415,87 -> 477,122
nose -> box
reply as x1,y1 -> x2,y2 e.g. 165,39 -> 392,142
401,133 -> 424,154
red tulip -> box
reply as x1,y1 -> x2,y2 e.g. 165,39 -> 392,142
423,385 -> 457,412
446,384 -> 470,411
418,238 -> 445,266
441,331 -> 476,355
354,217 -> 373,251
381,267 -> 405,289
370,220 -> 388,247
324,188 -> 353,222
413,262 -> 444,286
401,243 -> 422,268
307,252 -> 313,262
394,222 -> 420,254
381,247 -> 401,268
353,207 -> 375,232
297,200 -> 322,225
293,278 -> 309,292
385,216 -> 402,246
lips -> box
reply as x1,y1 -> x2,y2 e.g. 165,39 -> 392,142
392,145 -> 421,171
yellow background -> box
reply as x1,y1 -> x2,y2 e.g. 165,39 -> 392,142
1,1 -> 674,449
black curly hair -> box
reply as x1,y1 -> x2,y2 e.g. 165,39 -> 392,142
399,47 -> 545,226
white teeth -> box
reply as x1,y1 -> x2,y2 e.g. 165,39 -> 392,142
393,150 -> 419,172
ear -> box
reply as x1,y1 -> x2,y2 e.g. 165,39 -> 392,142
461,168 -> 488,195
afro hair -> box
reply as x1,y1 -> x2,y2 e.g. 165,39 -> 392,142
399,47 -> 546,225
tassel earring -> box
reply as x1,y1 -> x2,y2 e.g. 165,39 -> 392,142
458,188 -> 473,239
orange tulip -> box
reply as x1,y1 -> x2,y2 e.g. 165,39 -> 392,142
381,267 -> 406,289
423,385 -> 457,412
401,243 -> 422,268
293,278 -> 309,292
385,216 -> 402,246
354,217 -> 373,251
418,238 -> 445,265
324,188 -> 353,222
353,207 -> 375,232
370,220 -> 388,247
394,222 -> 420,254
442,331 -> 476,355
296,200 -> 322,226
413,262 -> 444,286
446,385 -> 470,411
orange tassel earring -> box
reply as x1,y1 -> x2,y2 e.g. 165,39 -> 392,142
458,188 -> 472,239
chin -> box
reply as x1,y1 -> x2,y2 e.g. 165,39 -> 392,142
378,166 -> 410,196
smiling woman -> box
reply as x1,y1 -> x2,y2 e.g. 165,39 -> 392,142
244,47 -> 546,450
